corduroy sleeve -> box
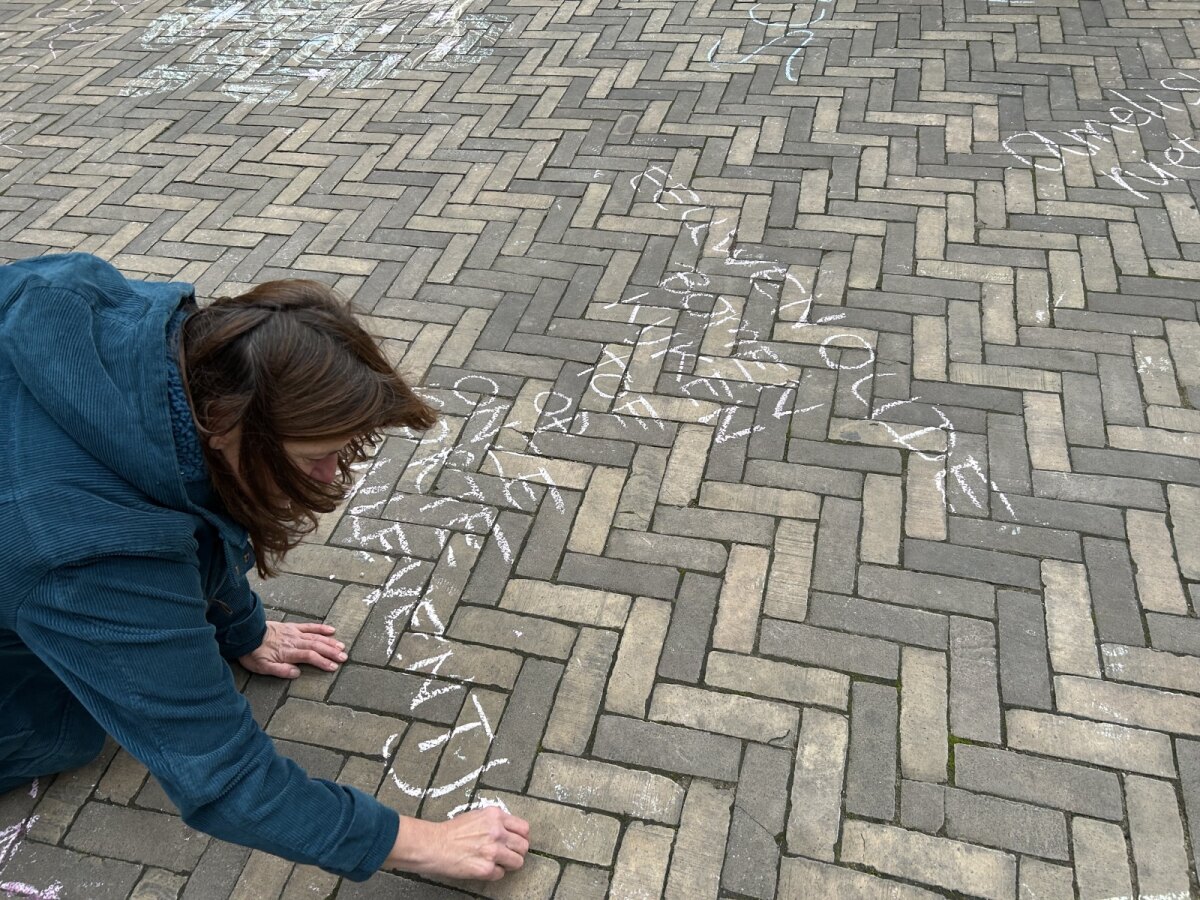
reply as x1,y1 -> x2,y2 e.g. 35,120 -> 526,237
17,555 -> 399,882
206,572 -> 268,661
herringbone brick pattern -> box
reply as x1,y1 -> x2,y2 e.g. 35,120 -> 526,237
3,0 -> 1200,897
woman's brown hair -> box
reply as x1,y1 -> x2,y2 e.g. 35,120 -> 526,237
179,279 -> 438,577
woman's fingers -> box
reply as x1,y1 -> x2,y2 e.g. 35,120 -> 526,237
293,622 -> 337,637
282,644 -> 342,671
503,814 -> 530,838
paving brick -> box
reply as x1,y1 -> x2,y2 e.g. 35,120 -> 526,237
528,754 -> 684,825
840,820 -> 1017,900
1081,537 -> 1146,647
422,687 -> 508,821
649,683 -> 798,747
557,552 -> 680,600
777,856 -> 944,900
762,519 -> 816,622
64,804 -> 208,870
944,788 -> 1069,861
267,699 -> 407,757
949,616 -> 1002,744
1168,484 -> 1200,581
1055,673 -> 1200,737
900,647 -> 949,784
378,721 -> 448,818
592,715 -> 741,782
1042,560 -> 1101,677
705,649 -> 849,709
722,744 -> 790,900
760,618 -> 900,680
658,573 -> 720,683
808,591 -> 948,650
542,627 -> 618,755
180,842 -> 253,900
786,708 -> 849,862
1101,642 -> 1200,695
858,563 -> 996,618
900,780 -> 945,835
1071,818 -> 1133,900
498,579 -> 630,629
447,606 -> 577,660
954,745 -> 1123,821
608,823 -> 674,900
712,543 -> 770,653
1006,709 -> 1175,778
328,664 -> 465,725
481,658 -> 563,791
905,538 -> 1042,590
0,841 -> 143,900
393,634 -> 524,691
845,681 -> 899,821
553,864 -> 609,900
662,781 -> 733,900
605,529 -> 727,574
652,506 -> 777,545
487,791 -> 620,867
605,596 -> 671,718
1126,775 -> 1192,900
1017,858 -> 1074,900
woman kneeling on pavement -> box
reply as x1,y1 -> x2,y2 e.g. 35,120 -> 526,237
0,253 -> 529,883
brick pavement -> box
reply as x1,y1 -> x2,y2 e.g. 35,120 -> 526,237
2,0 -> 1200,897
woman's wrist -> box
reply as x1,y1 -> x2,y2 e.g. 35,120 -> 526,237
384,815 -> 439,874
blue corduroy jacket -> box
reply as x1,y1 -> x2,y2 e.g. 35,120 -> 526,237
0,253 -> 397,880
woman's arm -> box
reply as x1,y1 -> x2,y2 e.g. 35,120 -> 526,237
17,555 -> 396,881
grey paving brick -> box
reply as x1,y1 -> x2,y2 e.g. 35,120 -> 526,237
949,617 -> 1002,745
760,619 -> 900,680
1033,470 -> 1166,512
605,528 -> 728,574
515,488 -> 581,580
1083,537 -> 1147,647
557,552 -> 679,600
996,591 -> 1054,711
591,715 -> 741,782
900,780 -> 946,835
481,657 -> 564,791
944,787 -> 1070,861
328,665 -> 465,725
0,841 -> 143,900
808,592 -> 949,650
658,573 -> 721,683
811,498 -> 862,595
64,804 -> 209,870
904,539 -> 1042,591
858,563 -> 996,618
845,681 -> 899,821
652,506 -> 778,545
954,745 -> 1124,821
721,743 -> 790,900
462,509 -> 532,606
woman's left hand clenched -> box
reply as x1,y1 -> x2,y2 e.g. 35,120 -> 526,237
239,621 -> 347,679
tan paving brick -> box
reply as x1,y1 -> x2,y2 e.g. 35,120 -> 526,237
840,821 -> 1017,900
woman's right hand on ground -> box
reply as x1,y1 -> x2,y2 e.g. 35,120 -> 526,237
385,808 -> 530,881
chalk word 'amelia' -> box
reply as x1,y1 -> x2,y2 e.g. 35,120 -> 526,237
1001,73 -> 1200,199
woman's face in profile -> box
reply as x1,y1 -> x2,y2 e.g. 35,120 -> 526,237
210,427 -> 351,486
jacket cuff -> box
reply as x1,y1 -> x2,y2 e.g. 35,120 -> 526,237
339,788 -> 400,881
217,590 -> 268,660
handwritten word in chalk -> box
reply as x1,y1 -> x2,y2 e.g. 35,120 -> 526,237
592,164 -> 1009,519
1002,72 -> 1200,199
707,0 -> 836,82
